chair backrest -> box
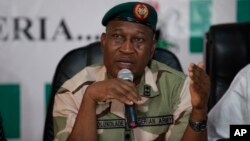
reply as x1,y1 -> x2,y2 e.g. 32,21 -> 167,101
205,22 -> 250,111
43,41 -> 183,141
153,48 -> 183,72
43,42 -> 102,141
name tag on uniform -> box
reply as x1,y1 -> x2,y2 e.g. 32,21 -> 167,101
97,119 -> 125,129
97,115 -> 173,129
138,115 -> 173,126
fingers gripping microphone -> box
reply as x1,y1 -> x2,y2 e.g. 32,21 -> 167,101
118,69 -> 138,128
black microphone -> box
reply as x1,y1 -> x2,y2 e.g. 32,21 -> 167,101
118,69 -> 138,128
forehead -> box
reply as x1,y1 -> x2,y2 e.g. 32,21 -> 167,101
106,20 -> 153,35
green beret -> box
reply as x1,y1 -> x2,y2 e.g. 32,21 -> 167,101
102,2 -> 158,32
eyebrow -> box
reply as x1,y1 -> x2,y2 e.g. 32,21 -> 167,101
107,27 -> 147,35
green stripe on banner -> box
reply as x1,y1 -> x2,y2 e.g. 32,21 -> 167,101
0,84 -> 20,138
45,83 -> 52,108
190,0 -> 211,53
237,0 -> 250,22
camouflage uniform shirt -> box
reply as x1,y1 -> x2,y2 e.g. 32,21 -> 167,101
53,60 -> 192,141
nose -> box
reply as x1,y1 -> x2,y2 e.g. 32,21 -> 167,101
119,40 -> 134,54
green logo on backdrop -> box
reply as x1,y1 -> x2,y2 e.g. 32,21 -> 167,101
0,84 -> 20,139
237,0 -> 250,22
190,0 -> 211,53
45,83 -> 52,108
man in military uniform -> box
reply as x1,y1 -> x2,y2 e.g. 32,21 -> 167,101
53,2 -> 210,141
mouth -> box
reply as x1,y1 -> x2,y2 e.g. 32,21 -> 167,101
116,58 -> 134,69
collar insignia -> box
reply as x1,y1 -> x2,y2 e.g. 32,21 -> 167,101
143,85 -> 151,97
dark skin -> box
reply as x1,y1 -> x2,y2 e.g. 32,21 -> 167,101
67,20 -> 210,141
101,20 -> 156,84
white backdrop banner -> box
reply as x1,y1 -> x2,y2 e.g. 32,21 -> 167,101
1,0 -> 247,141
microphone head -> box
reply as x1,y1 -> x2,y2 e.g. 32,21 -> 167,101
118,69 -> 134,81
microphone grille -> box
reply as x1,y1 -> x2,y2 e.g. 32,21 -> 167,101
118,69 -> 134,81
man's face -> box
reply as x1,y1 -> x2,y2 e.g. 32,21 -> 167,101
101,20 -> 156,82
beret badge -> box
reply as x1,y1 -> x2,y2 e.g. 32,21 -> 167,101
133,3 -> 149,21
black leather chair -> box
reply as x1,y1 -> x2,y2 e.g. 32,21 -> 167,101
43,41 -> 183,141
205,22 -> 250,111
43,42 -> 103,141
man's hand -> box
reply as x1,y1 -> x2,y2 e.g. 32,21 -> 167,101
188,62 -> 210,112
180,62 -> 210,141
69,79 -> 142,141
84,79 -> 142,105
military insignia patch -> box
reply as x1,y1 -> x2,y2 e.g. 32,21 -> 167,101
133,3 -> 149,21
144,85 -> 151,96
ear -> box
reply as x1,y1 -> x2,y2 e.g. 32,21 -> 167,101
149,40 -> 157,59
100,33 -> 106,53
